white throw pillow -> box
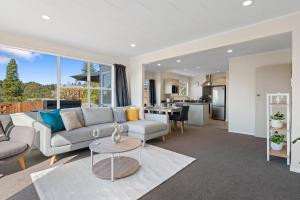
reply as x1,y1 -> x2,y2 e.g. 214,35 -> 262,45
60,111 -> 83,131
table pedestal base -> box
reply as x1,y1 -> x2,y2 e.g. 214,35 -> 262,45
92,156 -> 140,180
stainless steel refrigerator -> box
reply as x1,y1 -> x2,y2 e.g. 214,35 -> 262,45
212,86 -> 226,120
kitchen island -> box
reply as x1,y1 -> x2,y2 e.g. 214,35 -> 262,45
187,103 -> 209,126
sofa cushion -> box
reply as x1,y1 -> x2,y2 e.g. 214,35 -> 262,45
82,107 -> 114,126
125,120 -> 167,135
60,111 -> 83,131
112,107 -> 127,123
51,127 -> 92,147
0,141 -> 28,159
50,123 -> 116,147
127,107 -> 139,121
40,109 -> 65,133
61,107 -> 85,126
87,123 -> 116,138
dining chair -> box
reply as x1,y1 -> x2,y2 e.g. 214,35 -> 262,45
169,106 -> 189,134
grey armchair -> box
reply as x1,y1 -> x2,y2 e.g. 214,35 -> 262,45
0,115 -> 35,170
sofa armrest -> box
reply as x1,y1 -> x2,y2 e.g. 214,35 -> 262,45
9,126 -> 35,147
144,113 -> 169,124
32,121 -> 52,155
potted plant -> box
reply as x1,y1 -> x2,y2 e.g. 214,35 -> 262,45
293,137 -> 300,144
270,112 -> 285,128
270,132 -> 285,151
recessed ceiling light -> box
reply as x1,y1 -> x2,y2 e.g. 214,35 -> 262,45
157,63 -> 161,66
176,59 -> 181,63
243,0 -> 253,7
41,15 -> 50,20
227,49 -> 233,53
217,70 -> 220,73
196,66 -> 200,69
130,43 -> 136,47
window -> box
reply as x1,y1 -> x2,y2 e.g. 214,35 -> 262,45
90,64 -> 112,106
60,57 -> 89,107
0,45 -> 114,114
61,58 -> 88,87
178,80 -> 188,96
0,46 -> 56,113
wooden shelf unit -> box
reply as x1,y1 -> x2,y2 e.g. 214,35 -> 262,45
266,93 -> 290,165
269,146 -> 287,158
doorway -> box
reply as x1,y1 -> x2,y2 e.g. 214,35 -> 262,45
255,64 -> 292,138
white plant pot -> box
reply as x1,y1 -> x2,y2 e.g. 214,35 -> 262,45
271,142 -> 284,151
271,120 -> 283,128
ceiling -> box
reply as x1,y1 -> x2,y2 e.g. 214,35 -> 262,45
144,33 -> 292,77
0,0 -> 299,57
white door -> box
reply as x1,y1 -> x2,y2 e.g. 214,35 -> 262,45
255,64 -> 291,138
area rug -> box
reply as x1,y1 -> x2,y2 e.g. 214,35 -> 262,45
31,145 -> 196,200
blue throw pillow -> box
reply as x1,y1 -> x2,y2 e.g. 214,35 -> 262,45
40,109 -> 65,133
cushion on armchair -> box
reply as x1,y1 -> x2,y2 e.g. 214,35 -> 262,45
0,115 -> 14,138
0,141 -> 28,159
0,122 -> 8,142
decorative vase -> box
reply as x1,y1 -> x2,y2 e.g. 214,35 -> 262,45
271,142 -> 284,151
271,120 -> 283,128
92,129 -> 100,138
111,123 -> 122,143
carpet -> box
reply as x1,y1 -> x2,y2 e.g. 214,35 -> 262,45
30,145 -> 196,200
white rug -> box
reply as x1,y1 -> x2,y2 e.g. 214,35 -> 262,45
31,145 -> 196,200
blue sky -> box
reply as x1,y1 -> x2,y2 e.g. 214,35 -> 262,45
0,46 -> 92,85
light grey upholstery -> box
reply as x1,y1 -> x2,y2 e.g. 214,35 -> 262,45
87,123 -> 115,138
0,115 -> 13,131
112,107 -> 127,123
60,108 -> 85,127
0,141 -> 27,159
33,108 -> 169,157
0,115 -> 35,163
82,107 -> 114,126
126,120 -> 167,135
127,113 -> 169,144
51,127 -> 92,147
0,115 -> 14,135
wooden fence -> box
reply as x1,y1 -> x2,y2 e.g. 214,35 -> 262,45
0,101 -> 43,114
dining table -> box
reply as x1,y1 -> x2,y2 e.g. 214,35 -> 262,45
144,106 -> 182,115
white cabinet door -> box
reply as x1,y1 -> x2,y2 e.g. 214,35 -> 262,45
164,80 -> 172,94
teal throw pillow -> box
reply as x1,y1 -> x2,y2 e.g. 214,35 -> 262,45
40,109 -> 65,133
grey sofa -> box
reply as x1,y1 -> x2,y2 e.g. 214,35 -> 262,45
0,115 -> 35,170
33,107 -> 169,164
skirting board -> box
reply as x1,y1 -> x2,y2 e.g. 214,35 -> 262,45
228,129 -> 254,136
290,165 -> 300,174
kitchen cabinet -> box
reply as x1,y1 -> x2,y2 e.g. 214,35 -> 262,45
164,79 -> 179,94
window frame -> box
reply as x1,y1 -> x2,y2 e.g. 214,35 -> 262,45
58,57 -> 114,107
0,45 -> 115,111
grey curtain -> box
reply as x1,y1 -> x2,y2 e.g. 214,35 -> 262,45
114,64 -> 130,107
149,79 -> 156,106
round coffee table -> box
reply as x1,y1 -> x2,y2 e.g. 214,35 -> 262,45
89,136 -> 142,182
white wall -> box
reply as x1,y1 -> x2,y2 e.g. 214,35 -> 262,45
228,49 -> 292,135
0,31 -> 129,66
255,64 -> 292,138
189,74 -> 206,99
291,23 -> 300,173
128,12 -> 300,172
